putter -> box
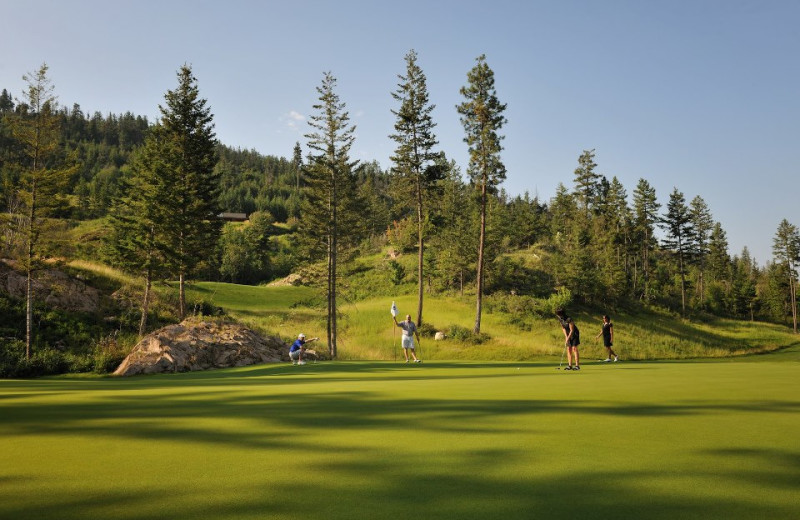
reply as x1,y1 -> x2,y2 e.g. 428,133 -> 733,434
557,344 -> 567,370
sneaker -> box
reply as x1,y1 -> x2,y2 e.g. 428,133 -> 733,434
613,356 -> 619,362
414,359 -> 422,363
573,366 -> 580,371
563,366 -> 572,370
405,360 -> 409,363
603,358 -> 611,362
298,360 -> 306,365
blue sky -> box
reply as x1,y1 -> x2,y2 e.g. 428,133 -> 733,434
2,0 -> 797,264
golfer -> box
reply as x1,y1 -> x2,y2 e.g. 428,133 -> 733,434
555,308 -> 580,371
596,315 -> 618,362
393,314 -> 422,363
289,333 -> 318,365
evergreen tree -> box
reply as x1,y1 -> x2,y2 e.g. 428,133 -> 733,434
772,219 -> 799,332
573,149 -> 601,215
456,54 -> 507,334
604,176 -> 633,280
107,130 -> 173,335
301,72 -> 360,358
430,159 -> 475,294
389,49 -> 442,326
7,64 -> 76,358
688,195 -> 714,307
292,141 -> 302,195
730,248 -> 758,320
708,222 -> 731,282
632,179 -> 660,301
157,65 -> 220,319
660,188 -> 694,315
0,89 -> 13,113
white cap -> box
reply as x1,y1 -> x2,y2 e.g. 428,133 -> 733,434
298,333 -> 306,339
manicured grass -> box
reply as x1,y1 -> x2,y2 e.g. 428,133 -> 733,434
1,357 -> 798,519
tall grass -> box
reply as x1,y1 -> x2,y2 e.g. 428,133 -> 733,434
187,282 -> 799,361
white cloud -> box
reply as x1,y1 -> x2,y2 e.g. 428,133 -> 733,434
280,110 -> 306,131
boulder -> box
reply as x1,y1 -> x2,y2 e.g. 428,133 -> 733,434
113,320 -> 288,376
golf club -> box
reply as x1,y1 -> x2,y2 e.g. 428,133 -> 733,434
557,343 -> 567,370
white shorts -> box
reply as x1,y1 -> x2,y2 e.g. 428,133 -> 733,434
289,350 -> 302,360
402,336 -> 415,350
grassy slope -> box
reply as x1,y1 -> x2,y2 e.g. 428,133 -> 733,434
1,357 -> 798,520
186,282 -> 799,361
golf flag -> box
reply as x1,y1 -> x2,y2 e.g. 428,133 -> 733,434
390,301 -> 398,317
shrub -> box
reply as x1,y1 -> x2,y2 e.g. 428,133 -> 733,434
447,324 -> 490,345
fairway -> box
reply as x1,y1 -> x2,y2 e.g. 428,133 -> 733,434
1,358 -> 798,520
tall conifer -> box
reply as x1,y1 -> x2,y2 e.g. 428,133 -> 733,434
661,188 -> 694,316
632,179 -> 660,300
457,55 -> 507,334
772,219 -> 799,332
301,72 -> 359,358
8,64 -> 75,358
390,49 -> 442,326
158,65 -> 220,319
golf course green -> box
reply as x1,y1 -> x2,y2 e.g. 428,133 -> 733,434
2,354 -> 798,519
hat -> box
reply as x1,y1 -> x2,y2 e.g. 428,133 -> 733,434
298,333 -> 306,339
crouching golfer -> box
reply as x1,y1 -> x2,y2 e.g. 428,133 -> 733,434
393,314 -> 422,363
555,308 -> 580,371
289,333 -> 318,365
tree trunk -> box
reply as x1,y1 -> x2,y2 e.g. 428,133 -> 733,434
790,272 -> 798,333
417,187 -> 424,327
25,176 -> 36,360
328,171 -> 337,358
139,266 -> 152,337
678,239 -> 686,317
474,181 -> 487,334
179,272 -> 186,321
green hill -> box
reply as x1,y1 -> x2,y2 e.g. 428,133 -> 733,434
184,280 -> 799,362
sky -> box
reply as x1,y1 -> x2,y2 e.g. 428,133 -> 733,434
2,0 -> 798,264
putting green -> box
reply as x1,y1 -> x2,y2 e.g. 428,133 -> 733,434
1,358 -> 798,519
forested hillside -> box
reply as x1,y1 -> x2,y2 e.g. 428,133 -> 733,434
0,60 -> 797,375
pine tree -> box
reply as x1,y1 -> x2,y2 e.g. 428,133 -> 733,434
632,179 -> 660,301
772,219 -> 799,332
430,158 -> 476,294
7,64 -> 76,358
292,141 -> 303,193
389,49 -> 442,327
456,54 -> 507,334
708,222 -> 731,283
157,65 -> 220,319
573,149 -> 601,215
689,195 -> 714,307
107,129 -> 173,335
301,72 -> 360,358
660,188 -> 694,316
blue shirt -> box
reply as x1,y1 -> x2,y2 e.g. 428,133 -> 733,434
290,339 -> 304,353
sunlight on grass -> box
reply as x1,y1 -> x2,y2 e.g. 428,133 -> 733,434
1,361 -> 798,520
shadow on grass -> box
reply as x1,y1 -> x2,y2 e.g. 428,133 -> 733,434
2,362 -> 799,520
3,439 -> 798,520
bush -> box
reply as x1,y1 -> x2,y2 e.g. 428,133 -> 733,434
541,288 -> 573,316
417,322 -> 437,338
447,324 -> 490,345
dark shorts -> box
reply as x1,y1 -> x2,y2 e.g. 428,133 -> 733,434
604,341 -> 613,347
567,337 -> 580,347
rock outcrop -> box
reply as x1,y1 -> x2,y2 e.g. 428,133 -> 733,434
0,263 -> 100,313
113,320 -> 287,376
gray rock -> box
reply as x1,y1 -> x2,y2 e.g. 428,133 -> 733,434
113,320 -> 288,376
